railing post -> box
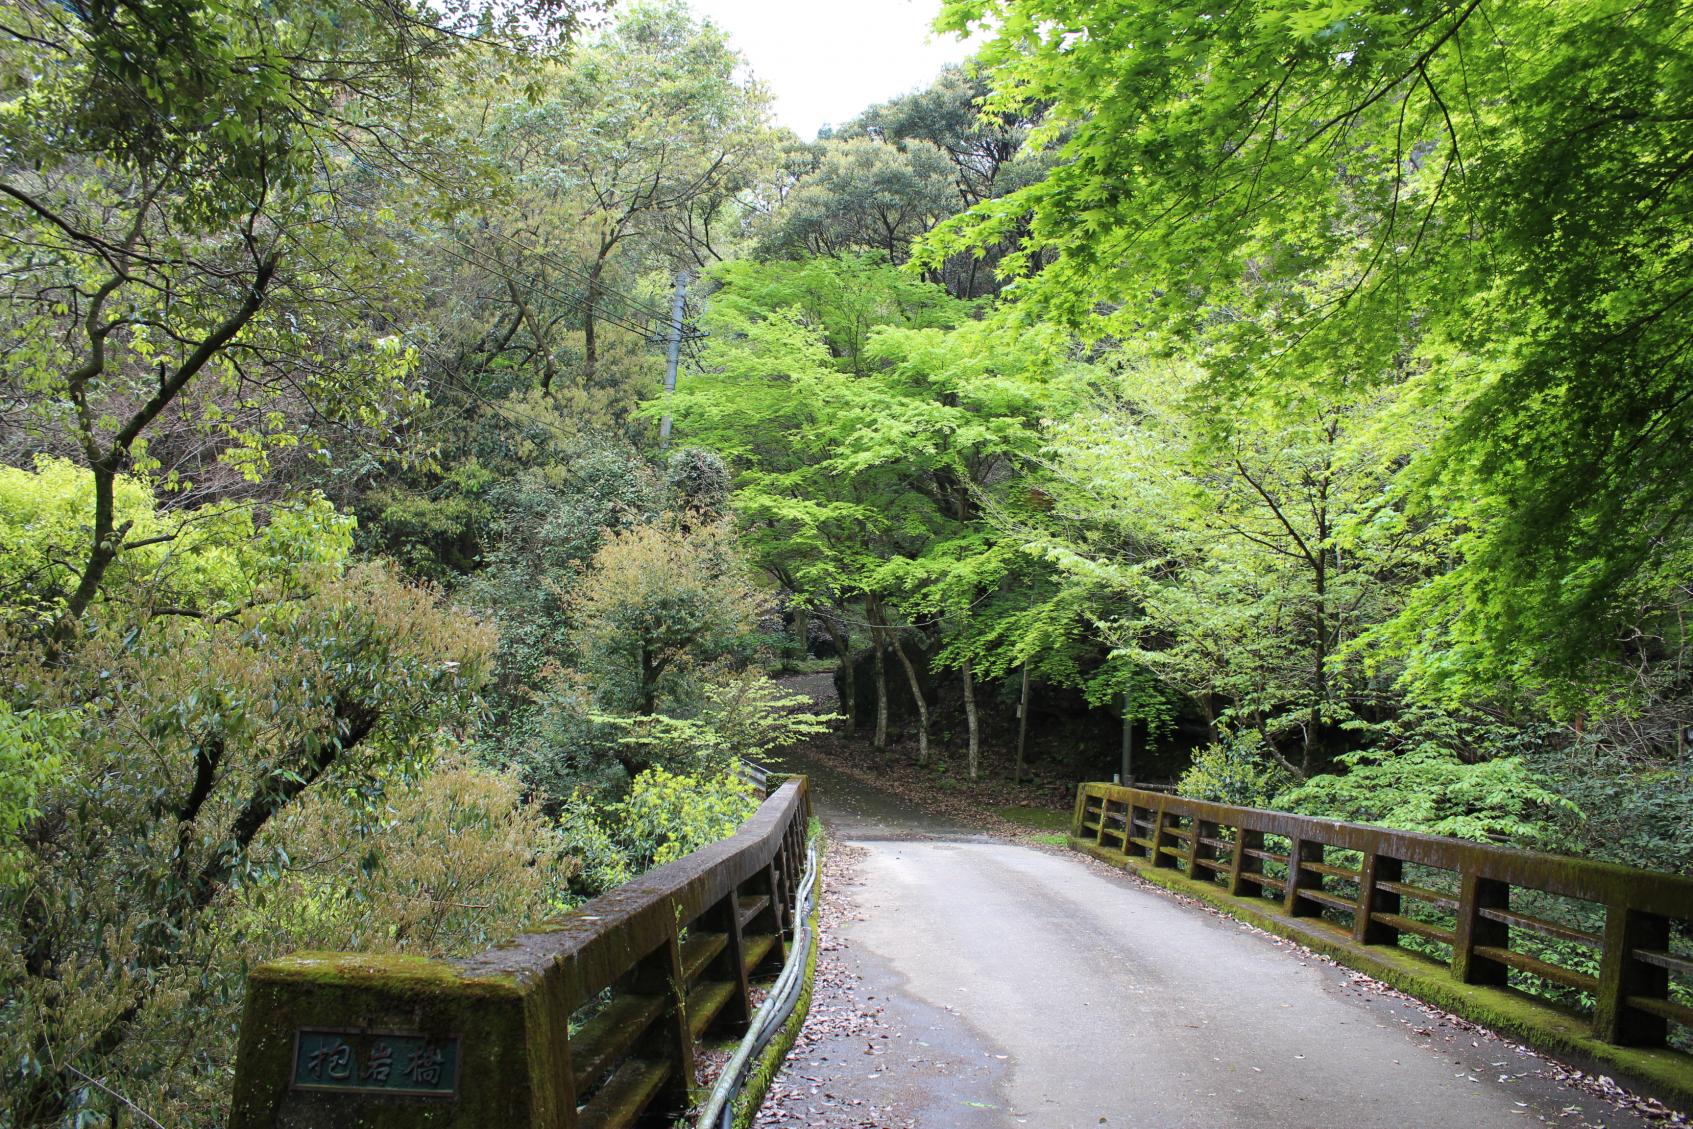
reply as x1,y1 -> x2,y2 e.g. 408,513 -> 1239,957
771,850 -> 792,940
704,890 -> 754,1035
1354,853 -> 1402,945
1071,784 -> 1090,840
630,919 -> 697,1123
1228,827 -> 1263,898
1125,801 -> 1147,859
1188,819 -> 1217,880
750,861 -> 788,967
1149,798 -> 1176,868
1594,905 -> 1670,1046
1453,872 -> 1510,985
1284,837 -> 1323,917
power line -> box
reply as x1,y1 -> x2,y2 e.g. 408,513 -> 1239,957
477,227 -> 677,325
432,237 -> 665,343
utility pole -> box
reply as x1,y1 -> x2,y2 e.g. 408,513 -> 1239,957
1015,661 -> 1030,783
1121,690 -> 1134,785
658,269 -> 688,450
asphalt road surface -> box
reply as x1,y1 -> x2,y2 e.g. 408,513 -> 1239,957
762,737 -> 1660,1129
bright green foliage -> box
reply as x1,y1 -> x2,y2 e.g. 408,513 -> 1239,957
1277,747 -> 1572,846
558,764 -> 757,891
1277,712 -> 1577,844
706,255 -> 965,375
927,0 -> 1693,706
599,672 -> 838,773
1020,355 -> 1443,773
663,257 -> 962,614
1178,737 -> 1295,810
0,704 -> 73,888
0,457 -> 353,626
607,763 -> 758,869
667,256 -> 1084,663
570,516 -> 767,718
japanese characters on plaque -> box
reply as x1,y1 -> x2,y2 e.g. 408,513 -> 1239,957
291,1030 -> 459,1096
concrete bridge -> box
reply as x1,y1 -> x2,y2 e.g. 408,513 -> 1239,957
225,759 -> 1693,1129
756,750 -> 1689,1128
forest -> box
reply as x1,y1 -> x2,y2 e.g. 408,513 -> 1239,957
2,0 -> 1691,1123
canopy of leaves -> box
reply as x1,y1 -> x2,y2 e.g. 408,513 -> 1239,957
927,0 -> 1693,706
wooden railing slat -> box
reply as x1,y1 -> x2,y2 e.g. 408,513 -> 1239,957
1472,946 -> 1599,993
1634,948 -> 1693,978
577,1058 -> 670,1129
571,994 -> 668,1086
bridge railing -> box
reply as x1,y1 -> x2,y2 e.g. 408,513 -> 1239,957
1073,783 -> 1693,1051
229,776 -> 811,1129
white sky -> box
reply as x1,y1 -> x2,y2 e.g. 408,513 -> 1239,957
683,0 -> 983,139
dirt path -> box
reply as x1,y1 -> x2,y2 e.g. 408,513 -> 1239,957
754,676 -> 1676,1129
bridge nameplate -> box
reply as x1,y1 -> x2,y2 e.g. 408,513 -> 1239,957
291,1029 -> 459,1097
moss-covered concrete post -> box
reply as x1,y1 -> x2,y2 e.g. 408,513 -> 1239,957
1188,819 -> 1217,879
1594,906 -> 1670,1045
1453,872 -> 1510,986
227,951 -> 574,1129
1354,854 -> 1403,946
1149,800 -> 1177,868
1283,838 -> 1322,917
630,924 -> 696,1122
1070,785 -> 1090,842
1227,827 -> 1264,898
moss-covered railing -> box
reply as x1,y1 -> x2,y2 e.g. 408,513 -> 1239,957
1072,783 -> 1693,1104
228,777 -> 811,1129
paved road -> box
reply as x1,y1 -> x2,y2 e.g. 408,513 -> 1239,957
763,740 -> 1657,1129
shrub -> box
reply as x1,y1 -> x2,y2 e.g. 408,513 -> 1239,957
557,765 -> 756,895
1178,735 -> 1294,808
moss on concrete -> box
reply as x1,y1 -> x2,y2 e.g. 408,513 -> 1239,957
228,950 -> 568,1129
258,951 -> 524,997
731,818 -> 825,1129
1070,836 -> 1693,1112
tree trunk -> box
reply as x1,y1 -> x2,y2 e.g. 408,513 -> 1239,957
872,629 -> 888,751
962,656 -> 979,780
1015,661 -> 1030,783
888,629 -> 929,767
823,615 -> 855,735
639,644 -> 659,715
793,604 -> 811,663
52,459 -> 119,651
